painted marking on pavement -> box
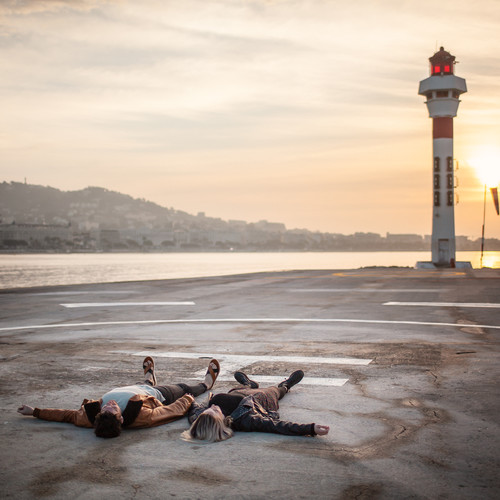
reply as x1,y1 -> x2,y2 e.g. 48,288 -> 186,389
60,302 -> 195,308
29,291 -> 135,296
332,271 -> 467,277
384,301 -> 500,308
290,289 -> 445,293
216,375 -> 349,387
1,317 -> 499,333
113,350 -> 372,366
112,351 -> 359,386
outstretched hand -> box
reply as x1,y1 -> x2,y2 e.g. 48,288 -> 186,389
17,405 -> 34,416
314,424 -> 329,436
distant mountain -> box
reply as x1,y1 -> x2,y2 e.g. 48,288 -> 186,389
0,181 -> 232,231
0,181 -> 491,252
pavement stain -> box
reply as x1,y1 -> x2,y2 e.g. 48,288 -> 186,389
169,465 -> 232,485
28,429 -> 168,497
266,398 -> 451,463
340,483 -> 384,500
29,451 -> 128,497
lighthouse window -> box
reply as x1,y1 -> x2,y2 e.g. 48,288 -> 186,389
447,174 -> 453,189
452,91 -> 459,98
434,191 -> 440,206
436,90 -> 448,98
447,191 -> 453,206
447,157 -> 453,171
444,65 -> 451,73
434,174 -> 440,189
434,157 -> 440,172
433,65 -> 441,74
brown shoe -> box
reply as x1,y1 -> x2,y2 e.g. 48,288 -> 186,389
204,359 -> 220,390
143,356 -> 157,386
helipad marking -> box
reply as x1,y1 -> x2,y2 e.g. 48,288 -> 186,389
60,301 -> 195,308
30,291 -> 135,296
112,351 -> 360,387
1,317 -> 499,333
217,375 -> 349,387
290,289 -> 445,293
385,301 -> 500,308
113,350 -> 372,366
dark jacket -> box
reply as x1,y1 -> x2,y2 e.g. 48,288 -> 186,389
188,394 -> 316,436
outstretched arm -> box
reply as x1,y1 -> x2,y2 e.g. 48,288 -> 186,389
18,403 -> 93,428
138,394 -> 195,428
17,405 -> 34,416
239,415 -> 324,436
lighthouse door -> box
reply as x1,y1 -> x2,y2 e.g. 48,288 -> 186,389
438,239 -> 450,264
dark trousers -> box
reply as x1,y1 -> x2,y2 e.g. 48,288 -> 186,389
228,386 -> 287,412
154,382 -> 207,405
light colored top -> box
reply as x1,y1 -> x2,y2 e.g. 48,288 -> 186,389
102,385 -> 165,411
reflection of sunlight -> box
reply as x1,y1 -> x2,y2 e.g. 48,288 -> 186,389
480,252 -> 500,269
469,146 -> 500,187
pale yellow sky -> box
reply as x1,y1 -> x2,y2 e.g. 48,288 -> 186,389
1,0 -> 499,238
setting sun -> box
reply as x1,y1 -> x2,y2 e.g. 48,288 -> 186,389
470,146 -> 500,187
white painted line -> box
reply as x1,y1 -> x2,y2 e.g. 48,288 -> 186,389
60,302 -> 195,308
112,350 -> 372,366
217,375 -> 349,387
1,317 -> 499,333
112,351 -> 356,387
30,291 -> 135,296
290,289 -> 445,293
384,301 -> 500,308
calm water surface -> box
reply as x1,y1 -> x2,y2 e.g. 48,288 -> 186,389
0,251 -> 498,289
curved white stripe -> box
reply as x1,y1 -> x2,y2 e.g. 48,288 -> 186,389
0,317 -> 498,333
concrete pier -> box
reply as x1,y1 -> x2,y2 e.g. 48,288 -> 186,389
1,267 -> 499,499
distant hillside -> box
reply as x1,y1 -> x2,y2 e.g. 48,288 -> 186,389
0,181 -> 493,252
0,181 -> 229,231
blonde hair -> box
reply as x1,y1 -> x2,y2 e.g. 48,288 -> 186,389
185,411 -> 233,442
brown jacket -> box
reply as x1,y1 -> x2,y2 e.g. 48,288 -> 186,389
33,393 -> 194,429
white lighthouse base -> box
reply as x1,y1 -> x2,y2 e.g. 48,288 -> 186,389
416,261 -> 472,269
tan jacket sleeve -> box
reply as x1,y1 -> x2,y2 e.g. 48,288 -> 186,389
130,393 -> 194,428
33,405 -> 93,428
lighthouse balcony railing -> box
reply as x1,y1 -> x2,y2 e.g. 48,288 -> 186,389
418,74 -> 467,95
425,98 -> 460,118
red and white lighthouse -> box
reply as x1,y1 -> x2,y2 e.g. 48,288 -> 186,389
418,47 -> 467,267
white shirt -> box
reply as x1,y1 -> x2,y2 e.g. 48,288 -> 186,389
101,385 -> 165,412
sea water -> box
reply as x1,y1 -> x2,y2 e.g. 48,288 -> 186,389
0,251 -> 498,289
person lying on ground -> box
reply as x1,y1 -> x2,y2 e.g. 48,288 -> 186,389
18,357 -> 220,439
183,369 -> 329,442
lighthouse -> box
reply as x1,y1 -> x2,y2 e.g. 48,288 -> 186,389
418,47 -> 468,268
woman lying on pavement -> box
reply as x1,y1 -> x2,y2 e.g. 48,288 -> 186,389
183,369 -> 329,442
17,357 -> 220,439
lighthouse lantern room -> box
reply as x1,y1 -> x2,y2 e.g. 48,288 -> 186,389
418,47 -> 468,268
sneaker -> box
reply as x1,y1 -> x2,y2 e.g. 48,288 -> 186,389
278,370 -> 304,391
234,371 -> 259,388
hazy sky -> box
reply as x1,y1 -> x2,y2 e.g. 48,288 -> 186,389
1,0 -> 499,238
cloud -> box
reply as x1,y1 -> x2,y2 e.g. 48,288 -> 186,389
0,0 -> 118,15
1,0 -> 499,237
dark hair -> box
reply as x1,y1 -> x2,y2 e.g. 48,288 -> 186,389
94,411 -> 122,438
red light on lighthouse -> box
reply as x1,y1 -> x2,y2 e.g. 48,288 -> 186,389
429,47 -> 455,75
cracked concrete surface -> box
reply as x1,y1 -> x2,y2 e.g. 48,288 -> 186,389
0,268 -> 499,499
